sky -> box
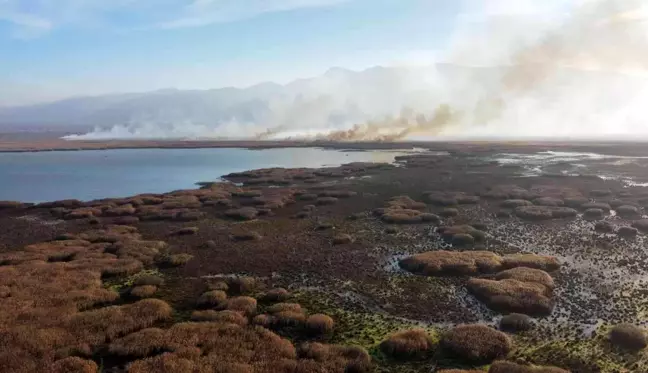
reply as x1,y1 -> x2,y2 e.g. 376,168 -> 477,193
0,0 -> 599,106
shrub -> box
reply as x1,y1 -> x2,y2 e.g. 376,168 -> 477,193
609,324 -> 647,351
316,197 -> 338,205
104,204 -> 137,217
109,328 -> 169,357
114,216 -> 140,225
227,276 -> 257,294
501,199 -> 533,208
260,288 -> 290,302
226,296 -> 257,315
305,314 -> 334,335
225,207 -> 258,221
318,190 -> 357,198
533,197 -> 564,207
467,278 -> 554,316
333,234 -> 354,245
171,227 -> 199,236
379,329 -> 435,359
298,193 -> 318,201
399,250 -> 503,276
595,221 -> 614,233
582,202 -> 611,211
231,231 -> 262,241
564,197 -> 588,207
590,189 -> 612,197
52,357 -> 98,373
616,205 -> 640,218
134,275 -> 164,287
632,219 -> 648,233
584,208 -> 604,220
451,233 -> 474,247
441,324 -> 511,363
440,208 -> 459,217
617,226 -> 638,238
130,285 -> 158,299
499,313 -> 533,333
196,290 -> 227,308
190,310 -> 248,325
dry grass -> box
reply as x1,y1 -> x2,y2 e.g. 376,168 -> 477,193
231,230 -> 263,241
196,290 -> 227,308
441,324 -> 512,363
379,329 -> 435,359
387,196 -> 427,210
501,199 -> 533,208
515,206 -> 577,220
227,276 -> 257,294
52,357 -> 98,373
260,288 -> 290,302
158,253 -> 193,267
499,313 -> 533,333
252,314 -> 274,328
108,328 -> 170,357
272,311 -> 307,327
305,314 -> 334,335
190,310 -> 248,325
467,278 -> 554,316
495,267 -> 555,289
502,254 -> 560,272
489,361 -> 570,373
104,204 -> 137,217
130,285 -> 158,299
332,234 -> 354,245
226,296 -> 257,315
67,299 -> 173,345
609,324 -> 647,351
399,251 -> 503,276
267,303 -> 303,314
438,225 -> 486,243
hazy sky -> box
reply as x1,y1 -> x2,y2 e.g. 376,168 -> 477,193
0,0 -> 579,106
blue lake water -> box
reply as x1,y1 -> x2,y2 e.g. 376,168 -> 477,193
0,147 -> 407,203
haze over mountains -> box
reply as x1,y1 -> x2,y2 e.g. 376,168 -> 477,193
1,64 -> 648,140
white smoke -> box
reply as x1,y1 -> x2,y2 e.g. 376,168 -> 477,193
66,0 -> 648,141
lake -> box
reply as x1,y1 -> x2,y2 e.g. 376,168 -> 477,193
0,147 -> 408,203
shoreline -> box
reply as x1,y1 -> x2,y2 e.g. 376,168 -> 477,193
3,138 -> 648,156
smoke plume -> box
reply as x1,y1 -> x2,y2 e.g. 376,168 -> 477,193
66,0 -> 648,141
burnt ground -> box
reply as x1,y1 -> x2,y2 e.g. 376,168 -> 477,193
3,142 -> 648,372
